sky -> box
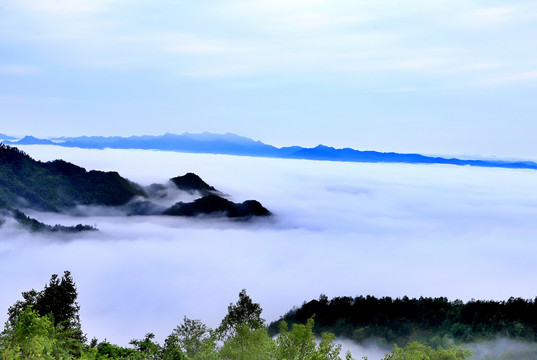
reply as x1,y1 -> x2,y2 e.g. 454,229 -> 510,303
2,145 -> 537,349
1,0 -> 537,158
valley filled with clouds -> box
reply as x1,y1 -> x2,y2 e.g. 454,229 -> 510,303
1,145 -> 537,350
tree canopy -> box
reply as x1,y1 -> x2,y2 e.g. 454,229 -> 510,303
269,294 -> 537,346
0,273 -> 485,360
7,271 -> 83,341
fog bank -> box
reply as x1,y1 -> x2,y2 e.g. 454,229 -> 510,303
1,145 -> 537,350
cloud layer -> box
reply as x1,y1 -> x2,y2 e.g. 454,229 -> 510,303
3,0 -> 537,82
1,145 -> 537,351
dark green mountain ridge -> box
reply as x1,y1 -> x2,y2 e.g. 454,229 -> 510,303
0,144 -> 270,232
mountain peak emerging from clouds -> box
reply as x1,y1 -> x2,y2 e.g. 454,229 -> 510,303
0,143 -> 271,232
170,172 -> 219,196
16,136 -> 56,145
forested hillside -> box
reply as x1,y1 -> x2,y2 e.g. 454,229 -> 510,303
0,272 -> 472,360
269,294 -> 537,346
0,144 -> 143,212
0,144 -> 270,232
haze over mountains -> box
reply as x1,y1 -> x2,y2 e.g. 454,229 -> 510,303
3,143 -> 537,357
0,133 -> 16,140
3,132 -> 537,170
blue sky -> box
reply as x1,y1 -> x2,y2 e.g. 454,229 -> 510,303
1,0 -> 537,157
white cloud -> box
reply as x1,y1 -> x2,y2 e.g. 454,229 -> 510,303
21,1 -> 100,14
2,146 -> 537,348
474,7 -> 517,22
487,70 -> 537,84
2,0 -> 535,86
0,65 -> 40,75
161,32 -> 260,56
6,0 -> 130,16
0,94 -> 62,105
218,0 -> 375,31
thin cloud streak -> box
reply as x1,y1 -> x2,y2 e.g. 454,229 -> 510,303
3,0 -> 537,84
0,65 -> 40,75
1,146 -> 537,347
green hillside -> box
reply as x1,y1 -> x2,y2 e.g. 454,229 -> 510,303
0,144 -> 270,232
0,144 -> 144,212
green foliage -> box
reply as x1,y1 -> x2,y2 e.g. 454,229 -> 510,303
219,324 -> 274,360
0,144 -> 143,212
167,317 -> 209,358
381,342 -> 471,360
7,270 -> 85,348
129,333 -> 163,359
11,209 -> 96,233
0,272 -> 506,360
0,310 -> 473,360
0,144 -> 270,226
1,273 -> 348,359
0,307 -> 81,359
275,318 -> 343,360
161,335 -> 187,360
276,319 -> 316,360
269,294 -> 537,346
219,289 -> 265,339
96,340 -> 136,359
147,290 -> 348,360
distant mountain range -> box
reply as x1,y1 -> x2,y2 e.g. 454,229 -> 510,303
0,133 -> 16,140
3,132 -> 537,170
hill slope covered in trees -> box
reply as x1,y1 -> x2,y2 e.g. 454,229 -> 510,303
268,294 -> 537,347
0,144 -> 270,232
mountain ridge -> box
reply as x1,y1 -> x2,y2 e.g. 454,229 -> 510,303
3,132 -> 537,170
0,144 -> 270,232
0,133 -> 17,140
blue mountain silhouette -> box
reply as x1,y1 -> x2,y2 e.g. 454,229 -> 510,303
4,132 -> 537,170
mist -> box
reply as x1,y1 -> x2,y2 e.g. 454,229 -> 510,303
2,145 -> 537,358
335,338 -> 537,360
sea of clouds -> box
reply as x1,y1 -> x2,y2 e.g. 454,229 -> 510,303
1,145 -> 537,358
